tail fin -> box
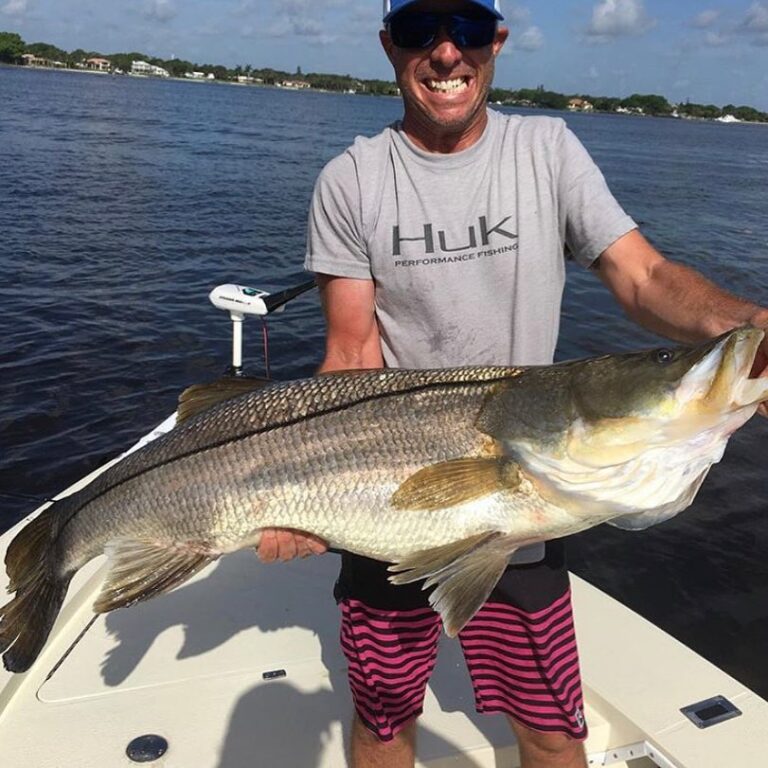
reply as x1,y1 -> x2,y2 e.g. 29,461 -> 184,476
0,507 -> 74,673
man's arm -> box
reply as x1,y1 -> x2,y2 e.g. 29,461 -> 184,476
317,274 -> 384,372
257,275 -> 382,562
596,229 -> 768,413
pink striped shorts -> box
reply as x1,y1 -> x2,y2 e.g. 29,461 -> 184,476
338,551 -> 587,742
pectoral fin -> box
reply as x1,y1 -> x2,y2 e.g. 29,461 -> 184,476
391,457 -> 521,511
388,533 -> 517,637
94,539 -> 218,613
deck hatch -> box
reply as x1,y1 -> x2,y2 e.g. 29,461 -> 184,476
126,734 -> 169,762
680,695 -> 742,729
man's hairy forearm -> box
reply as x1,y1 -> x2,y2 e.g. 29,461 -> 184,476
624,259 -> 768,343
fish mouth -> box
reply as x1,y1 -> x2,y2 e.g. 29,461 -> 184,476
679,326 -> 768,411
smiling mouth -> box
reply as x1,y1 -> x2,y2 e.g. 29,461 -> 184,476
425,77 -> 469,93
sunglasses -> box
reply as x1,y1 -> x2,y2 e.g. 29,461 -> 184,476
388,12 -> 498,50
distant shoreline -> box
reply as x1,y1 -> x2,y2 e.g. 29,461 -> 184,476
1,61 -> 380,95
1,60 -> 326,88
4,62 -> 767,126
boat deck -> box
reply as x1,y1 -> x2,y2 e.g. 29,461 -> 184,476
1,548 -> 767,767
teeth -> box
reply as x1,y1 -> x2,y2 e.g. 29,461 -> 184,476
427,78 -> 467,92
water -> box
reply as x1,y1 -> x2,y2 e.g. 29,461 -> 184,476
2,66 -> 767,698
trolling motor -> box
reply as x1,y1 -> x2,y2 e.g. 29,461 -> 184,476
208,280 -> 317,377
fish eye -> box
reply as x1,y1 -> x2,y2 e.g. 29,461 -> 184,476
654,348 -> 674,365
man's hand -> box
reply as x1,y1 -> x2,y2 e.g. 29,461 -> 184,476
256,528 -> 328,562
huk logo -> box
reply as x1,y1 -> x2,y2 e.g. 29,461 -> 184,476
392,215 -> 518,256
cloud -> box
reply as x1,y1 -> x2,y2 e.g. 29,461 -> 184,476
498,4 -> 542,53
346,3 -> 381,38
742,1 -> 768,31
274,0 -> 350,14
1,0 -> 28,15
265,0 -> 349,45
516,25 -> 543,51
143,0 -> 177,23
737,1 -> 768,46
232,0 -> 256,16
686,8 -> 730,47
690,10 -> 721,29
684,3 -> 768,51
743,1 -> 768,30
703,30 -> 731,46
266,18 -> 337,45
267,16 -> 337,44
503,3 -> 532,26
585,0 -> 656,42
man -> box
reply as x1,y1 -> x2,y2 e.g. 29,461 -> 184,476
258,1 -> 768,766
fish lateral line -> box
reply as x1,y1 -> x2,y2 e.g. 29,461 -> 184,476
49,371 -> 517,523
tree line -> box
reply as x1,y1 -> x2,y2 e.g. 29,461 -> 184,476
0,31 -> 400,96
2,30 -> 766,121
489,86 -> 768,123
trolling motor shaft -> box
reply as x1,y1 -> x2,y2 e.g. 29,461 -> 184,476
208,281 -> 316,376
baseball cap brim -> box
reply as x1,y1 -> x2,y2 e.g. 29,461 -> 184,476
383,1 -> 504,23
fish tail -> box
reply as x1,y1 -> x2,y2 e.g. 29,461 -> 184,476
0,505 -> 74,673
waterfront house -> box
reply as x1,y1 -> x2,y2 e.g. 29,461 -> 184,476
85,58 -> 111,72
568,97 -> 594,112
131,60 -> 170,78
21,53 -> 65,68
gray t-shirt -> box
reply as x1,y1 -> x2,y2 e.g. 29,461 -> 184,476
305,108 -> 636,369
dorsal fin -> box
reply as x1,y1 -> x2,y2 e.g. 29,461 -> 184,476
177,376 -> 273,424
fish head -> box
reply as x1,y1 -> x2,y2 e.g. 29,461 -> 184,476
563,325 -> 768,466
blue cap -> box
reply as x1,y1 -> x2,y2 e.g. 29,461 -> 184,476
383,0 -> 503,23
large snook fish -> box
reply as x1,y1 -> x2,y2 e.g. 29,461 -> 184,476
2,327 -> 767,673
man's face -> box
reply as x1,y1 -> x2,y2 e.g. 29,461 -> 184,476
380,0 -> 508,152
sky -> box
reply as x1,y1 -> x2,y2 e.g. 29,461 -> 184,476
2,0 -> 768,110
